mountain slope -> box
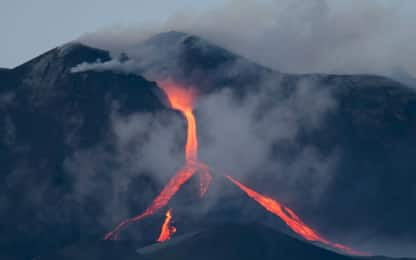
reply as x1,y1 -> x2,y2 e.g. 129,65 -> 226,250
38,241 -> 147,260
0,43 -> 170,259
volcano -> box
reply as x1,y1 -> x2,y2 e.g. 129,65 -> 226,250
103,78 -> 363,255
1,31 -> 416,259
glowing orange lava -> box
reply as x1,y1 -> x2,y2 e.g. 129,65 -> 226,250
104,79 -> 365,256
226,175 -> 366,255
157,209 -> 177,242
104,164 -> 196,240
104,79 -> 212,241
158,79 -> 213,198
158,80 -> 198,161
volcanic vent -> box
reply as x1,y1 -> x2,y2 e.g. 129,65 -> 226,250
104,79 -> 364,255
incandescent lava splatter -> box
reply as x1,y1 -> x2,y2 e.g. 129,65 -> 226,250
157,209 -> 177,242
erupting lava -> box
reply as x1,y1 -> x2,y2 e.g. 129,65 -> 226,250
104,79 -> 364,255
157,209 -> 176,242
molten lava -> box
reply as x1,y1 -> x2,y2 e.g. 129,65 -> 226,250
226,175 -> 365,255
158,79 -> 213,198
104,79 -> 364,255
103,164 -> 196,240
157,209 -> 177,242
158,80 -> 198,161
104,79 -> 212,241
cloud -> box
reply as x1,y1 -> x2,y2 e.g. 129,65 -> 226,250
196,76 -> 339,205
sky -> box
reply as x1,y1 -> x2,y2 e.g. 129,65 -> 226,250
1,0 -> 415,77
0,0 -> 224,68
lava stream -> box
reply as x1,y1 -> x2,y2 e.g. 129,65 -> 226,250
226,175 -> 365,255
157,209 -> 177,242
104,79 -> 364,256
104,80 -> 212,240
158,80 -> 213,197
104,164 -> 196,240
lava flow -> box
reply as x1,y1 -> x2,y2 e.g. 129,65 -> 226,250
104,79 -> 364,255
157,209 -> 176,242
104,80 -> 212,240
226,175 -> 366,255
157,80 -> 212,198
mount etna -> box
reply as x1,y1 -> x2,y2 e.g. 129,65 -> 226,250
1,31 -> 415,259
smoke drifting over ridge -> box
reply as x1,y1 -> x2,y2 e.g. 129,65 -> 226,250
79,0 -> 416,79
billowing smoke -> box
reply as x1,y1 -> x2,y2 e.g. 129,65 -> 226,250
197,79 -> 338,204
79,0 -> 416,80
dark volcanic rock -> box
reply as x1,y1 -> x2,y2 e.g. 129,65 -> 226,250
141,223 -> 414,260
37,241 -> 147,260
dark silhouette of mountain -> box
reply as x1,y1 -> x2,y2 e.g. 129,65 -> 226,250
1,31 -> 416,258
37,241 -> 147,260
141,223 -> 413,260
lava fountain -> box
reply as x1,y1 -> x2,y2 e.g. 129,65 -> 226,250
103,79 -> 364,255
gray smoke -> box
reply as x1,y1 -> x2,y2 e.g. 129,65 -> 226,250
79,0 -> 416,79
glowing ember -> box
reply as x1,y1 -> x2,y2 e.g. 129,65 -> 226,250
226,175 -> 366,255
157,209 -> 177,242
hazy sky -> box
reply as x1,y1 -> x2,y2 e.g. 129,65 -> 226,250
0,0 -> 224,68
1,0 -> 415,77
